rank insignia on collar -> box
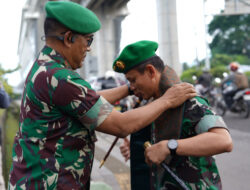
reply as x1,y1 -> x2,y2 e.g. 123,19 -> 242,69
115,61 -> 125,70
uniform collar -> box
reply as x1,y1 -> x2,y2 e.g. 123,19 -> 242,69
41,45 -> 72,69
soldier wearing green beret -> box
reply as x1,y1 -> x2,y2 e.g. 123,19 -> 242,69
8,2 -> 196,190
116,40 -> 233,190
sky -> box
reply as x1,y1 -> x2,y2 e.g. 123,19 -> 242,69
0,0 -> 26,87
0,0 -> 224,87
121,0 -> 225,64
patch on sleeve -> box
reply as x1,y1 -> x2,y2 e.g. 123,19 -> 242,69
79,96 -> 113,130
195,115 -> 228,134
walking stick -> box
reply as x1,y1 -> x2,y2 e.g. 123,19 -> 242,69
99,136 -> 119,168
99,97 -> 142,168
144,141 -> 189,190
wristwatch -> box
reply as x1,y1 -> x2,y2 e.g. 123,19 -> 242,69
167,139 -> 178,156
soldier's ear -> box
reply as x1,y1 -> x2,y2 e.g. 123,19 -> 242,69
64,31 -> 73,47
145,64 -> 157,78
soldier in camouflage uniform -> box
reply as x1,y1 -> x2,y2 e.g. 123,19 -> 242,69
115,40 -> 233,190
8,2 -> 196,190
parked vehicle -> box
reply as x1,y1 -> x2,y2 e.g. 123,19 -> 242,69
101,77 -> 119,89
87,76 -> 105,91
88,75 -> 126,91
88,75 -> 132,113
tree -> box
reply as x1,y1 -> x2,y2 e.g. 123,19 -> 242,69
208,14 -> 250,58
181,67 -> 202,84
0,63 -> 21,99
182,62 -> 190,71
209,54 -> 250,68
0,63 -> 21,187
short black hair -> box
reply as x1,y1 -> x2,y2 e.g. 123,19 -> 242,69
134,55 -> 165,74
44,18 -> 68,35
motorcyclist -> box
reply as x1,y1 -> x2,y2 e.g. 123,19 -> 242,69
221,62 -> 249,109
196,67 -> 213,95
198,68 -> 213,90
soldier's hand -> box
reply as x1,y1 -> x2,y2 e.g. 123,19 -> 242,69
163,82 -> 196,109
119,137 -> 130,162
144,140 -> 169,166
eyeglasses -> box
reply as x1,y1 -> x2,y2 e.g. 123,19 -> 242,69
82,34 -> 94,47
43,31 -> 94,47
70,32 -> 93,47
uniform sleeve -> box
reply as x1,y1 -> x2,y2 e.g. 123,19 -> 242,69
195,114 -> 227,134
184,97 -> 228,135
52,69 -> 113,130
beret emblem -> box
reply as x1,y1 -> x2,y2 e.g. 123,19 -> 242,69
115,61 -> 125,70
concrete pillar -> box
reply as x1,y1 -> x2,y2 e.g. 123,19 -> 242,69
156,0 -> 181,76
80,5 -> 128,79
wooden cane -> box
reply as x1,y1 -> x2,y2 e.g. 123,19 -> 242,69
99,97 -> 142,168
144,141 -> 189,190
99,136 -> 119,168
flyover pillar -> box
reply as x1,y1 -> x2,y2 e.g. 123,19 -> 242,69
156,0 -> 182,76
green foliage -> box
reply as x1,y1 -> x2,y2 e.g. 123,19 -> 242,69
182,62 -> 189,71
181,60 -> 228,84
210,54 -> 234,67
0,63 -> 21,99
232,55 -> 250,65
210,65 -> 228,79
0,63 -> 21,187
245,71 -> 250,77
208,14 -> 250,58
180,52 -> 250,84
181,67 -> 202,84
1,104 -> 20,187
209,54 -> 250,68
182,13 -> 250,85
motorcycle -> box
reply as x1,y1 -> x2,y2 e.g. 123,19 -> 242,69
195,84 -> 217,107
215,85 -> 250,118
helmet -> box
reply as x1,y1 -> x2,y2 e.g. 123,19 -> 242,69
229,62 -> 239,72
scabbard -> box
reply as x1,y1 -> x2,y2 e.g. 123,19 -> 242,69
144,141 -> 189,190
160,162 -> 189,190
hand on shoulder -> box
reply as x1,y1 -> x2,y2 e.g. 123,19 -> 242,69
161,82 -> 196,109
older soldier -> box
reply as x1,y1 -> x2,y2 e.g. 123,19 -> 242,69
115,40 -> 233,190
8,2 -> 196,190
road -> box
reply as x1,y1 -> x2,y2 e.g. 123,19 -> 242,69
91,110 -> 250,190
216,111 -> 250,190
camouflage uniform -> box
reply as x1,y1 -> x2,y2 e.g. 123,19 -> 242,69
129,96 -> 227,190
154,96 -> 227,190
8,46 -> 113,190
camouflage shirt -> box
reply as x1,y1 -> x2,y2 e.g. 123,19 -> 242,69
157,96 -> 227,190
8,46 -> 113,190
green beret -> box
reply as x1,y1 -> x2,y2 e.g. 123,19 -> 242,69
113,40 -> 158,73
45,1 -> 101,34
